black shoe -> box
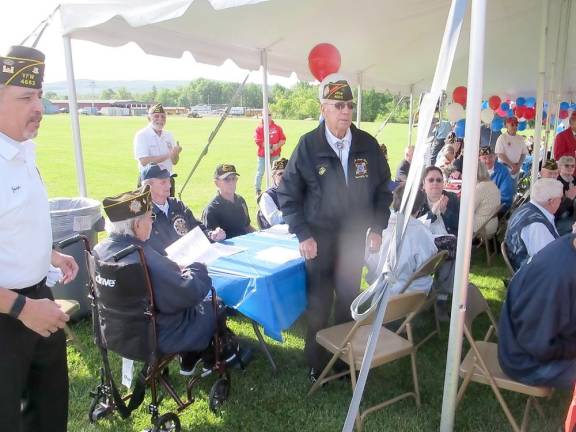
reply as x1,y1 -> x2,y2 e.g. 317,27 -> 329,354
308,368 -> 321,384
436,300 -> 451,322
232,347 -> 253,369
180,352 -> 202,376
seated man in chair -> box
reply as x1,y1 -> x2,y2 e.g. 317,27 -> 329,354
94,187 -> 226,375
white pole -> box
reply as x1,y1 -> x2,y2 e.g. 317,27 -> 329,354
439,0 -> 486,430
356,72 -> 363,128
260,49 -> 271,190
62,35 -> 87,197
408,84 -> 415,146
530,0 -> 549,190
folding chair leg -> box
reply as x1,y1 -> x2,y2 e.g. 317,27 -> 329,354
485,371 -> 521,432
533,398 -> 546,418
456,367 -> 474,406
346,349 -> 362,432
308,346 -> 346,396
410,351 -> 421,407
484,236 -> 491,266
520,397 -> 532,432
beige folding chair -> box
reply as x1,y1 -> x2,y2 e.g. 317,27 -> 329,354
456,284 -> 552,432
500,241 -> 515,277
55,299 -> 80,346
474,204 -> 504,266
308,291 -> 426,430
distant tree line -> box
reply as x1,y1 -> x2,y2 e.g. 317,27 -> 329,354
52,78 -> 412,122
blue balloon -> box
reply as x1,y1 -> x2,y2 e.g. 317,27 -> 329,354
501,102 -> 510,111
491,117 -> 504,132
455,119 -> 466,138
507,109 -> 514,117
571,103 -> 576,111
516,97 -> 526,107
526,97 -> 536,108
518,121 -> 527,131
481,100 -> 488,110
560,101 -> 570,111
542,110 -> 547,120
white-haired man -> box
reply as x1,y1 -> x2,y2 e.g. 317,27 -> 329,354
140,164 -> 226,254
277,74 -> 392,382
504,178 -> 563,271
133,103 -> 182,196
0,45 -> 78,432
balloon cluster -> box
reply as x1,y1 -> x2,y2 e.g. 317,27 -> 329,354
446,85 -> 574,136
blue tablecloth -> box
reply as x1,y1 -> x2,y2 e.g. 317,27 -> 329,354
208,232 -> 307,342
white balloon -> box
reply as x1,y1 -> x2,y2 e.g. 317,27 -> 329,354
480,108 -> 494,124
446,103 -> 465,122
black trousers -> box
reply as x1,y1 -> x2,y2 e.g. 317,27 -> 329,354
0,282 -> 68,432
304,229 -> 365,371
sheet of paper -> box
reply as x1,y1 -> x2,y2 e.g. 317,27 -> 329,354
254,246 -> 301,265
254,224 -> 295,240
165,226 -> 243,267
121,357 -> 134,389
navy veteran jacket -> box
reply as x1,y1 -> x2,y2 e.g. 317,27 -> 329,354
277,122 -> 392,240
94,234 -> 216,354
148,198 -> 209,255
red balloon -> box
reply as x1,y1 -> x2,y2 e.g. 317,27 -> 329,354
488,95 -> 501,110
308,43 -> 341,81
514,106 -> 526,117
452,86 -> 467,106
495,108 -> 507,118
559,109 -> 569,119
524,107 -> 535,120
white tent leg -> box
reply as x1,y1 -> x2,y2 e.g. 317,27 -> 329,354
530,0 -> 549,191
356,72 -> 363,128
62,35 -> 87,197
260,48 -> 271,190
408,84 -> 415,146
439,0 -> 486,430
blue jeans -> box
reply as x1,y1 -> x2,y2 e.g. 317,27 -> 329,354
254,156 -> 278,193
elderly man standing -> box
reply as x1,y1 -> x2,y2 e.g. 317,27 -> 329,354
504,178 -> 563,272
479,146 -> 514,212
277,74 -> 392,381
554,111 -> 576,162
133,103 -> 182,196
495,116 -> 528,189
0,46 -> 79,432
140,164 -> 226,254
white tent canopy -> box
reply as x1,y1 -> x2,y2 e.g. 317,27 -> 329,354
59,0 -> 576,98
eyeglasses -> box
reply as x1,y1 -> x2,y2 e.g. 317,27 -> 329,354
563,164 -> 575,168
327,101 -> 356,111
426,177 -> 444,183
223,176 -> 238,183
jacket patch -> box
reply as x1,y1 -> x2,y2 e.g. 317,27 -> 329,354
318,165 -> 327,176
354,158 -> 368,179
172,216 -> 189,236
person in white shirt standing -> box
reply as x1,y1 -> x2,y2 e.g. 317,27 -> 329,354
133,103 -> 182,196
0,45 -> 79,432
495,116 -> 528,191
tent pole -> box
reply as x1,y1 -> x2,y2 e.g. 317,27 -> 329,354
439,0 -> 486,430
62,35 -> 87,197
356,72 -> 363,128
408,84 -> 415,146
530,0 -> 549,191
260,49 -> 271,190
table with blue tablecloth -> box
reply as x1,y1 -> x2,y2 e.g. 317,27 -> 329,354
208,231 -> 307,369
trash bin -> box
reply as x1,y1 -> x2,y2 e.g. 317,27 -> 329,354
49,197 -> 105,319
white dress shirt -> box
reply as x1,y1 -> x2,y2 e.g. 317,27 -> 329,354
520,200 -> 559,259
324,126 -> 351,183
259,191 -> 284,226
133,125 -> 176,173
0,131 -> 52,289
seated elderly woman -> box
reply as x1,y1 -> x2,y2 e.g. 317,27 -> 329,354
94,187 -> 225,375
417,166 -> 460,236
473,161 -> 501,236
364,183 -> 437,294
558,155 -> 576,196
435,143 -> 456,170
257,158 -> 288,229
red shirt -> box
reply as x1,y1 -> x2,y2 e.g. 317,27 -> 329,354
254,120 -> 286,158
554,128 -> 576,161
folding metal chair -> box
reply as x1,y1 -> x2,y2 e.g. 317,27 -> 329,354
456,284 -> 552,432
500,241 -> 516,277
474,204 -> 504,266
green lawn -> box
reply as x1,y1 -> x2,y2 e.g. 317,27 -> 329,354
35,115 -> 566,431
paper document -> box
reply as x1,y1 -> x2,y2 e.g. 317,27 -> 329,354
255,246 -> 301,265
254,224 -> 294,240
165,226 -> 243,267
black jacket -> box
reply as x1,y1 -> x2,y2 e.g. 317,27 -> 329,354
277,123 -> 392,241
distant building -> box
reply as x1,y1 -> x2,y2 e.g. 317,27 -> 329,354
50,99 -> 153,115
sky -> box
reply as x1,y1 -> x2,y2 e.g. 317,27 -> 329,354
1,0 -> 299,87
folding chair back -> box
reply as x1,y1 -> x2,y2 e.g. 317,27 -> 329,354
500,241 -> 515,276
404,250 -> 448,287
383,292 -> 427,324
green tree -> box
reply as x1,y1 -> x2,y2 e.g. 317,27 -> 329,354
100,88 -> 115,99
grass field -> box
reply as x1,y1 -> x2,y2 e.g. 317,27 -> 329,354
35,115 -> 567,431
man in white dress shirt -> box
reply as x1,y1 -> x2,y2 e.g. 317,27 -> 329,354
0,46 -> 79,432
133,103 -> 182,196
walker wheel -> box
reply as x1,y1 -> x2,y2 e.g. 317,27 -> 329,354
209,377 -> 230,413
152,412 -> 181,432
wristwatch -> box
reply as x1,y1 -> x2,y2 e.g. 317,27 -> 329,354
8,294 -> 26,319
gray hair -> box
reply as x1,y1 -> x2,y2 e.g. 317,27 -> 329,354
104,214 -> 145,237
477,161 -> 491,182
531,178 -> 564,204
141,178 -> 152,188
558,155 -> 575,166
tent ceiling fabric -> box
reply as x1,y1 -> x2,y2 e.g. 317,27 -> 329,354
59,0 -> 575,97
